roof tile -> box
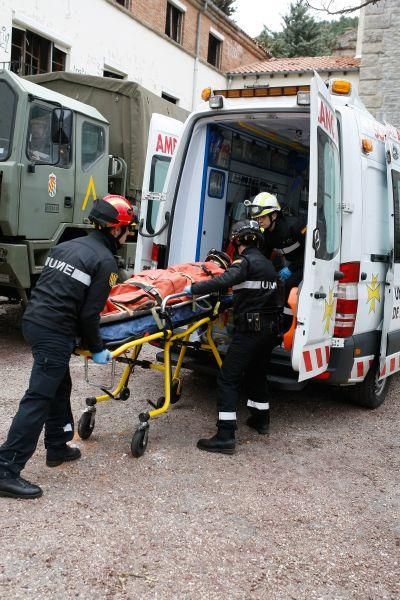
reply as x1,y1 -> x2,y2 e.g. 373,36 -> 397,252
229,55 -> 361,75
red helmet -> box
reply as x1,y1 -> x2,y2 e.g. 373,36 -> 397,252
89,195 -> 134,228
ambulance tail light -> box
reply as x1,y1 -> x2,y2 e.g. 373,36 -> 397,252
151,243 -> 160,267
333,262 -> 360,338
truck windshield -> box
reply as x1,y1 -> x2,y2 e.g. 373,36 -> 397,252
0,81 -> 16,161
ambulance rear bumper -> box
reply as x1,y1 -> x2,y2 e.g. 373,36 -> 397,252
326,331 -> 380,385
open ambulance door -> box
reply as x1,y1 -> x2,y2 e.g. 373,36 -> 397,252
291,72 -> 342,382
378,125 -> 400,379
135,113 -> 183,272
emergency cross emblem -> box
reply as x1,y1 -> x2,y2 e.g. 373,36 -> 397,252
48,173 -> 57,198
366,274 -> 381,313
322,289 -> 335,333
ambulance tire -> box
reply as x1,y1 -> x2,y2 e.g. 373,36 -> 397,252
347,363 -> 390,409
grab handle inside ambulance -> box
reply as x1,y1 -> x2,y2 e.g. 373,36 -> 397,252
138,211 -> 170,238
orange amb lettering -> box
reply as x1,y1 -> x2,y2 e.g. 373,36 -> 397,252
318,100 -> 336,141
155,134 -> 177,155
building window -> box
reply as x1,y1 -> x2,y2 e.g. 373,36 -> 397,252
161,92 -> 178,105
115,0 -> 130,8
52,47 -> 66,72
207,34 -> 222,69
103,69 -> 125,79
10,27 -> 66,75
165,2 -> 183,44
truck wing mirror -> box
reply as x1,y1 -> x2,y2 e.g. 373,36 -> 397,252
51,108 -> 73,144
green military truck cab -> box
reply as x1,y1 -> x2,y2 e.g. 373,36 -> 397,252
0,69 -> 110,302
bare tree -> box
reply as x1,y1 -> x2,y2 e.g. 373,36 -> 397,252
305,0 -> 381,14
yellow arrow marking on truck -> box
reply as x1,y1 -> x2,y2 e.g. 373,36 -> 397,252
81,176 -> 97,211
366,274 -> 381,314
322,288 -> 335,334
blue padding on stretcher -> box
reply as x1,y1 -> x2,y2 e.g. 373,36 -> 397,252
101,303 -> 213,344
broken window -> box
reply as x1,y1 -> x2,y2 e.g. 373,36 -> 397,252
165,2 -> 183,44
207,33 -> 222,69
10,27 -> 66,76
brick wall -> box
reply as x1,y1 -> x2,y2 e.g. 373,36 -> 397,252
359,0 -> 400,126
120,0 -> 265,72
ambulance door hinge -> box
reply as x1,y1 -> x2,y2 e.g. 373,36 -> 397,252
341,201 -> 353,213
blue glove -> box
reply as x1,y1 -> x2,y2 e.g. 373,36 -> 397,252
279,267 -> 292,281
92,349 -> 112,364
183,285 -> 192,296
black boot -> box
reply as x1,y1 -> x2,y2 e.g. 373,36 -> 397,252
246,415 -> 270,435
197,426 -> 235,455
46,444 -> 81,467
0,476 -> 42,499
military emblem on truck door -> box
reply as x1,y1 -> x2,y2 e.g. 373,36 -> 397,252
48,173 -> 57,198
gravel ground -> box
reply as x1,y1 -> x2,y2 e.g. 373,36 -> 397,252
0,302 -> 399,599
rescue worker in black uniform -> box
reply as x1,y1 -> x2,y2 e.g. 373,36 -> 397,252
0,195 -> 134,499
247,192 -> 306,290
184,220 -> 283,455
247,191 -> 306,328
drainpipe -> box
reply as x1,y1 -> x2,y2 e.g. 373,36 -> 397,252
192,0 -> 208,110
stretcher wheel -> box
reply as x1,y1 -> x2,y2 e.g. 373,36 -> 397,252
119,388 -> 130,401
156,397 -> 165,409
170,378 -> 182,405
78,411 -> 95,440
131,427 -> 149,457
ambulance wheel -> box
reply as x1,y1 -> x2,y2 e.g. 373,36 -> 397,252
347,363 -> 391,409
170,378 -> 182,405
78,411 -> 95,439
131,427 -> 149,457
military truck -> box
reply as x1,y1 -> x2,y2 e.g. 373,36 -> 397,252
0,70 -> 187,302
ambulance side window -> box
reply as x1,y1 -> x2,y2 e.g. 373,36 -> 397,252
316,128 -> 341,260
146,155 -> 171,234
392,170 -> 400,262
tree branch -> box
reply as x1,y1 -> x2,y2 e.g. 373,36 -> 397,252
305,0 -> 380,14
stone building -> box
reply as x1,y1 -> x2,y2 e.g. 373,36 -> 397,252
358,0 -> 400,127
0,0 -> 266,110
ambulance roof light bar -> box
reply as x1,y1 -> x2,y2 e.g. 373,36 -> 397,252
202,84 -> 311,104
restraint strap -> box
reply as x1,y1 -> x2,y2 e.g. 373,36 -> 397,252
127,280 -> 163,305
274,241 -> 301,255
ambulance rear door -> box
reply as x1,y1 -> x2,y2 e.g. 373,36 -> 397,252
291,72 -> 342,381
135,113 -> 183,271
378,124 -> 400,378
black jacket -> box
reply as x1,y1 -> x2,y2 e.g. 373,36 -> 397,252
191,246 -> 283,319
263,214 -> 306,271
23,230 -> 118,352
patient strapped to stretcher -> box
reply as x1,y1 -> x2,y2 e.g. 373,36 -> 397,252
98,250 -> 232,344
101,249 -> 232,323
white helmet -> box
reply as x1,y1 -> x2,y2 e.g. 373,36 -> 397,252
245,192 -> 281,218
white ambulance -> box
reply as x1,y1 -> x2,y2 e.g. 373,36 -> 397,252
137,72 -> 400,409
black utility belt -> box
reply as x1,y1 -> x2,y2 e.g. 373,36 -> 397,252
235,311 -> 281,333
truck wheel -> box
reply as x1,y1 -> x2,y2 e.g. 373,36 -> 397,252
347,362 -> 391,409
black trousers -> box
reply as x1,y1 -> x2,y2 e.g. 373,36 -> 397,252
217,329 -> 278,431
0,321 -> 75,477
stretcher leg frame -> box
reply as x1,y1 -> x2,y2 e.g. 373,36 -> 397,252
77,316 -> 223,456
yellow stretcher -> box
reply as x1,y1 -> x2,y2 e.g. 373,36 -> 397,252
76,293 -> 224,457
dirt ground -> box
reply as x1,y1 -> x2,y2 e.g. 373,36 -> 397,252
0,302 -> 399,599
